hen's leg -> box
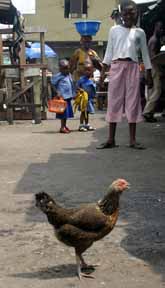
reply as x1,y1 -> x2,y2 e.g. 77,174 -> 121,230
79,254 -> 100,270
75,253 -> 95,279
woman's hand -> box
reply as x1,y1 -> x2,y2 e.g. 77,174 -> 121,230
99,63 -> 109,89
99,75 -> 105,89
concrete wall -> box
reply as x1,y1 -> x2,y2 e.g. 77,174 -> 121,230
24,0 -> 117,42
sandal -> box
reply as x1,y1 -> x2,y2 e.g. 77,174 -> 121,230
60,127 -> 70,134
96,142 -> 119,149
79,126 -> 88,132
85,125 -> 96,131
129,143 -> 146,150
65,126 -> 71,132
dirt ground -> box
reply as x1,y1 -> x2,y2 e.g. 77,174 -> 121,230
0,112 -> 165,288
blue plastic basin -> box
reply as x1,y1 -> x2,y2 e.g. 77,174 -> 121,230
74,20 -> 101,36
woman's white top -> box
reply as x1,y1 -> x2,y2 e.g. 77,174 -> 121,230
103,25 -> 152,70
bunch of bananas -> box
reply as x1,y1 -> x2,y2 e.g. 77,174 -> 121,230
73,89 -> 88,118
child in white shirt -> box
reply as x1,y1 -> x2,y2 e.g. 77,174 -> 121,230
97,0 -> 153,149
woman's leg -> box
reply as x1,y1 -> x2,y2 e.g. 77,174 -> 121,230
129,123 -> 136,146
108,122 -> 117,144
96,122 -> 118,149
129,122 -> 145,149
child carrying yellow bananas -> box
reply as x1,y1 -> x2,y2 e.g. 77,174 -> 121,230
75,63 -> 96,132
73,88 -> 88,117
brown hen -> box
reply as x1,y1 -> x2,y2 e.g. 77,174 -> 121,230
35,178 -> 129,279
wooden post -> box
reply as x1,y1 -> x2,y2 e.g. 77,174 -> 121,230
40,32 -> 47,111
0,35 -> 3,65
6,79 -> 14,124
33,76 -> 41,124
19,39 -> 26,89
19,39 -> 29,111
0,35 -> 5,91
0,27 -> 48,123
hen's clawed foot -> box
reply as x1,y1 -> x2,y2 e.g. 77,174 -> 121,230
76,253 -> 99,279
78,272 -> 95,279
81,263 -> 100,271
79,263 -> 100,279
77,265 -> 95,279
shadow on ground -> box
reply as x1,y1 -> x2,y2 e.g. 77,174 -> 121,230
12,264 -> 77,279
14,116 -> 165,282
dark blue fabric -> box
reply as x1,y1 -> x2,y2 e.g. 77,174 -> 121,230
56,98 -> 74,119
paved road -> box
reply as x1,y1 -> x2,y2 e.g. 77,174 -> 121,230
0,112 -> 165,288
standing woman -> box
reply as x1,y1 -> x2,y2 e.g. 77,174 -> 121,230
97,0 -> 153,149
70,35 -> 102,82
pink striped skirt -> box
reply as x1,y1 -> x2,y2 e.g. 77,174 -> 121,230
106,61 -> 143,123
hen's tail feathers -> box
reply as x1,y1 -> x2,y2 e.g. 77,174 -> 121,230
35,192 -> 56,212
36,191 -> 54,202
